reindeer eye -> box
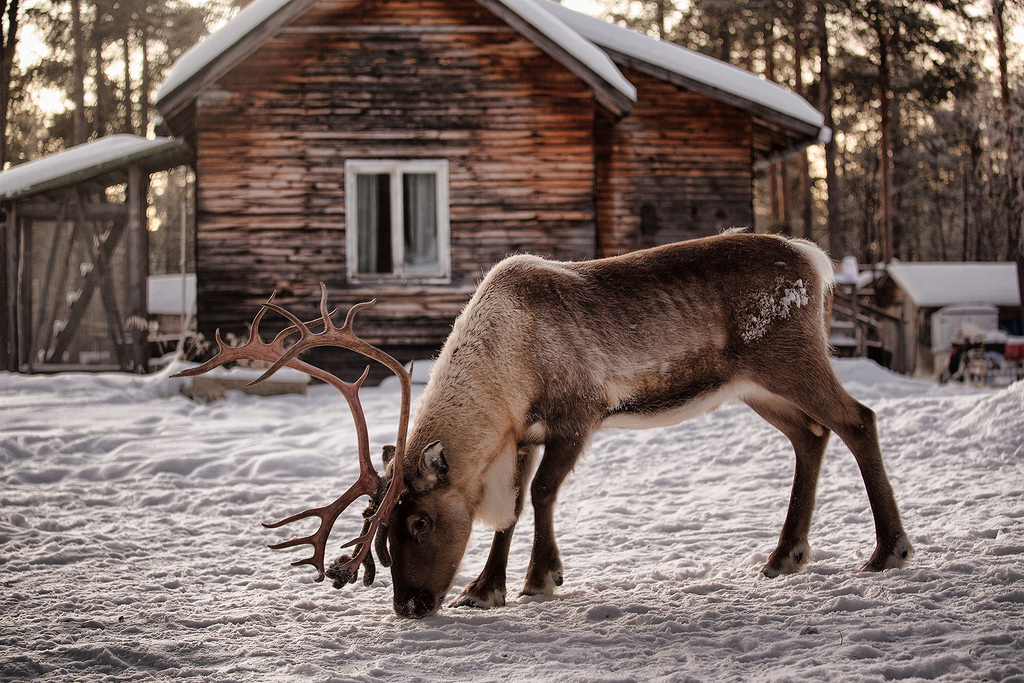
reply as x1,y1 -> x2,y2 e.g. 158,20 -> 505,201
409,516 -> 431,540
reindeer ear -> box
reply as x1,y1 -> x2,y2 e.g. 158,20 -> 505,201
381,445 -> 396,478
416,440 -> 449,490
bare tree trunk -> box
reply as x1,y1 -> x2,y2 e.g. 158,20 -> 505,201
655,0 -> 667,38
995,0 -> 1024,332
817,0 -> 843,256
874,13 -> 893,262
123,30 -> 134,134
0,0 -> 19,168
139,25 -> 150,134
993,0 -> 1021,259
962,158 -> 971,260
793,0 -> 813,240
71,0 -> 88,145
92,32 -> 108,137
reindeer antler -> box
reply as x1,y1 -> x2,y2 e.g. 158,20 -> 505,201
171,285 -> 411,586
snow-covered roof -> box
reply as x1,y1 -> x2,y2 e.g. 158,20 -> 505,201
487,0 -> 636,104
154,0 -> 828,143
887,262 -> 1022,308
156,0 -> 636,116
0,135 -> 187,202
536,0 -> 828,140
155,0 -> 314,107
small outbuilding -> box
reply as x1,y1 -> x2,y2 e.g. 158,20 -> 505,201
0,135 -> 189,372
877,261 -> 1023,377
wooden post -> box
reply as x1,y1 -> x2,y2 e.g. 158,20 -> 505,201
1016,254 -> 1024,336
127,163 -> 149,372
18,215 -> 31,370
1,204 -> 11,371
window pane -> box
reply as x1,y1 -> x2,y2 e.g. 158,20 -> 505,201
356,173 -> 392,274
402,173 -> 439,275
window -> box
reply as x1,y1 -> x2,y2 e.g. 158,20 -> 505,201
345,160 -> 450,282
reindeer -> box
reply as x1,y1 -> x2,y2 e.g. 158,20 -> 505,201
175,231 -> 912,619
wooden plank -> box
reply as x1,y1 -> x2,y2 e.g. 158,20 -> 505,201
16,216 -> 31,369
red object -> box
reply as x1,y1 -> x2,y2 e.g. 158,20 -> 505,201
1005,343 -> 1024,362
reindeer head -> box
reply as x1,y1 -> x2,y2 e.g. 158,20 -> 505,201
382,439 -> 474,618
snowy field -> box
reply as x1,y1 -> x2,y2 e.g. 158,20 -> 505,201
1,359 -> 1023,682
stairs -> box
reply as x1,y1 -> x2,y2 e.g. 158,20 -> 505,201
829,318 -> 858,356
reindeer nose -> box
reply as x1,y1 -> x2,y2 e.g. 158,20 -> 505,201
394,589 -> 439,619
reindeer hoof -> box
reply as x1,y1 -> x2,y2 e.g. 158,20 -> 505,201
521,568 -> 563,596
860,532 -> 913,572
761,541 -> 811,578
451,585 -> 506,609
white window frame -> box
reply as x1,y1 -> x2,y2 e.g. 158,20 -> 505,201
345,159 -> 451,284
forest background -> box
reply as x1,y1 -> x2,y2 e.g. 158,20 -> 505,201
0,0 -> 1021,267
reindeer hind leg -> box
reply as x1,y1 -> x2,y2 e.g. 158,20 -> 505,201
745,395 -> 830,577
751,361 -> 913,572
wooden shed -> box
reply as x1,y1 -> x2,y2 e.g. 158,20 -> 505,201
876,261 -> 1023,377
154,0 -> 829,376
0,135 -> 189,372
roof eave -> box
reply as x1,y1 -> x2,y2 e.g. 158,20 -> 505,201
606,48 -> 827,155
477,0 -> 635,117
0,138 -> 190,203
155,0 -> 321,125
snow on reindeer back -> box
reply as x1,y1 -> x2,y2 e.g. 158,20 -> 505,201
741,278 -> 810,343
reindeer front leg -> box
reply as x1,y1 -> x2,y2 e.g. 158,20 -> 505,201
452,444 -> 538,609
523,431 -> 587,596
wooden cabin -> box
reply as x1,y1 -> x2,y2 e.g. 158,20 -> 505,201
155,0 -> 829,377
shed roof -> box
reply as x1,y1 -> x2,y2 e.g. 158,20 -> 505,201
0,135 -> 189,202
887,262 -> 1022,308
154,0 -> 828,143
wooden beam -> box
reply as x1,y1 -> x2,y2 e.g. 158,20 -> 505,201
127,163 -> 149,372
16,199 -> 129,220
17,216 -> 32,370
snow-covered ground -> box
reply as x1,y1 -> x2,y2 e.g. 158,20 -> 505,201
1,359 -> 1022,682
